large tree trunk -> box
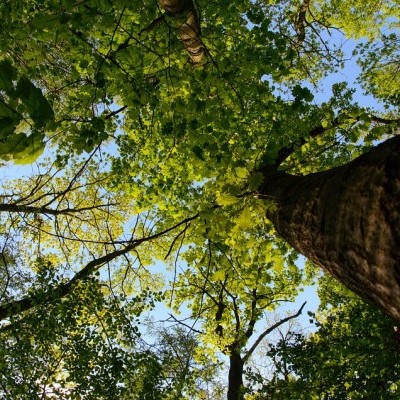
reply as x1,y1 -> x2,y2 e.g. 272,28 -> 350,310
259,136 -> 400,320
227,351 -> 245,400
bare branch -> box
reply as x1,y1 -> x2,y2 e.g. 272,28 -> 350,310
104,105 -> 128,120
0,202 -> 117,217
166,313 -> 204,334
243,301 -> 307,362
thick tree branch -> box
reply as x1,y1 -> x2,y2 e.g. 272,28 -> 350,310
158,0 -> 205,64
222,281 -> 241,333
0,202 -> 115,216
215,284 -> 226,337
294,0 -> 310,44
244,289 -> 259,340
104,105 -> 127,120
261,136 -> 400,320
166,313 -> 204,334
274,113 -> 400,168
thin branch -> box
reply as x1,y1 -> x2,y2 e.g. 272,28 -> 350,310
140,15 -> 166,35
164,222 -> 190,260
166,313 -> 204,334
104,105 -> 128,120
243,301 -> 306,362
168,222 -> 188,306
0,213 -> 199,321
220,280 -> 240,333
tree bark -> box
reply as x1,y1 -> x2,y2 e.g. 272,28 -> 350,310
259,136 -> 400,320
227,351 -> 245,400
158,0 -> 205,64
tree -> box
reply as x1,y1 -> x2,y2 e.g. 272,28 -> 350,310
140,324 -> 225,400
1,0 -> 400,396
259,135 -> 400,320
167,226 -> 309,400
251,274 -> 400,399
0,153 -> 182,398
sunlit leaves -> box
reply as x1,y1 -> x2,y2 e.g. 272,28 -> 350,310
1,1 -> 400,397
216,193 -> 241,206
168,215 -> 303,356
0,60 -> 54,163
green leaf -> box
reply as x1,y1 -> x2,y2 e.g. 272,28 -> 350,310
14,142 -> 45,164
0,60 -> 17,94
234,206 -> 252,228
191,145 -> 205,161
292,85 -> 314,102
248,172 -> 264,190
0,116 -> 19,137
0,102 -> 19,119
216,193 -> 240,206
30,14 -> 61,29
16,77 -> 54,129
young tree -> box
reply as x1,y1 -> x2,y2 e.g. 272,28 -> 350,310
168,227 -> 309,400
139,324 -> 225,400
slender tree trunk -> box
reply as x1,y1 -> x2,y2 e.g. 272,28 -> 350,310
227,351 -> 245,400
259,136 -> 400,320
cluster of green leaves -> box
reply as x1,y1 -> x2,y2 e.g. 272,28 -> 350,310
1,0 -> 397,167
0,60 -> 54,163
309,0 -> 400,108
0,265 -> 160,399
0,156 -> 125,270
170,226 -> 303,350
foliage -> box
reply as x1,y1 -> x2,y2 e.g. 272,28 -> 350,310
0,0 -> 400,398
249,274 -> 400,399
129,326 -> 223,400
0,60 -> 54,163
0,267 -> 158,399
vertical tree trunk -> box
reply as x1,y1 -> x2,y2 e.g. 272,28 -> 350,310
227,351 -> 245,400
259,136 -> 400,320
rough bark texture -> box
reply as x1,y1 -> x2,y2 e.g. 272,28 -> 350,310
227,351 -> 245,400
158,0 -> 205,64
259,136 -> 400,320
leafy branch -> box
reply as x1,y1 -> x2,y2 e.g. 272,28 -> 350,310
273,112 -> 400,168
243,301 -> 307,362
0,213 -> 199,321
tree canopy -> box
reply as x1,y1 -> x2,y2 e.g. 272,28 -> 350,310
1,0 -> 400,398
